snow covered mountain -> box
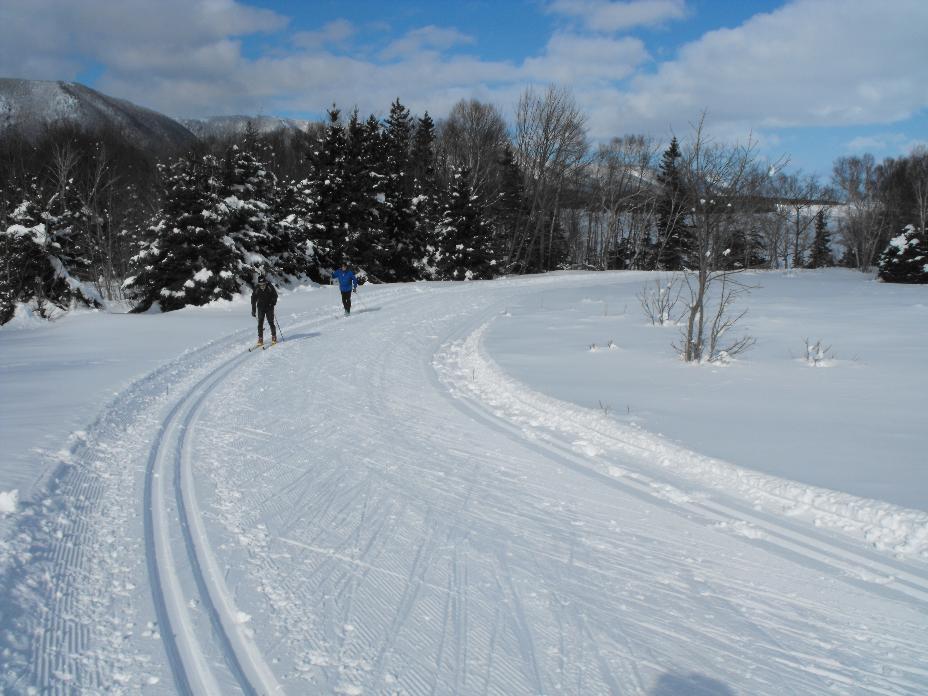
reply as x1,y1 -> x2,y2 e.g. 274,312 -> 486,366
181,114 -> 316,139
0,78 -> 197,152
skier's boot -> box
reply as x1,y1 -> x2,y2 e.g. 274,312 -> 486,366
271,337 -> 278,345
256,337 -> 264,347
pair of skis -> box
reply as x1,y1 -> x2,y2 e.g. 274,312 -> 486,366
248,340 -> 279,352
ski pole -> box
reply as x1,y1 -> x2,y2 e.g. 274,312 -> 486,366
275,317 -> 284,341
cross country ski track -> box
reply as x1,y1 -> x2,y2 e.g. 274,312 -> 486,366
1,276 -> 927,695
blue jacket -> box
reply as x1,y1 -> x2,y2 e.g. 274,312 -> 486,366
332,268 -> 358,293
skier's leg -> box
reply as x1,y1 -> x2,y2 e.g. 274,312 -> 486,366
257,307 -> 266,342
341,291 -> 351,313
268,307 -> 277,341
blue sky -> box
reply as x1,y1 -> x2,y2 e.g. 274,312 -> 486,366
1,0 -> 926,177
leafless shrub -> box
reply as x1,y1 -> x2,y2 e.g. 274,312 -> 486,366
638,273 -> 683,325
804,338 -> 835,366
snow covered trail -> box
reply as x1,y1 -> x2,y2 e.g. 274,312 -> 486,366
191,278 -> 924,694
1,275 -> 926,694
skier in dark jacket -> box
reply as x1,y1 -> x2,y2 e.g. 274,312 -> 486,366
251,274 -> 278,345
331,262 -> 358,315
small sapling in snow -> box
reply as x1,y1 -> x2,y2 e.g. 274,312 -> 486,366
804,339 -> 835,367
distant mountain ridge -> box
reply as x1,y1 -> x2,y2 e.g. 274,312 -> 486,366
0,78 -> 198,152
181,115 -> 314,139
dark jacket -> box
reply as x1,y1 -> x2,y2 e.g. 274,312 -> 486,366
251,283 -> 278,312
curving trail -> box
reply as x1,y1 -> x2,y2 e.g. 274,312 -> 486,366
2,275 -> 926,695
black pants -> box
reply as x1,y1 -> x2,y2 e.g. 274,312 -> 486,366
257,306 -> 276,340
340,291 -> 352,313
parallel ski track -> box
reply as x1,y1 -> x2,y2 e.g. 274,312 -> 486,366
432,315 -> 928,612
143,288 -> 419,696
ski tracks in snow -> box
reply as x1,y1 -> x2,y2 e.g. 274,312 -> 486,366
433,311 -> 928,694
3,276 -> 928,695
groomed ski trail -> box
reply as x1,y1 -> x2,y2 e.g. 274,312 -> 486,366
2,275 -> 926,695
189,276 -> 927,695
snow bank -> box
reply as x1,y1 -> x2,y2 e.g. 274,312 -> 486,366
435,319 -> 928,560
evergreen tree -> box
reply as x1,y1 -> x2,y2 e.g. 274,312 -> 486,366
807,210 -> 834,268
305,106 -> 350,262
877,225 -> 928,283
410,112 -> 437,186
0,181 -> 101,324
219,140 -> 295,284
45,171 -> 96,288
124,155 -> 239,312
379,98 -> 420,280
410,112 -> 441,276
655,137 -> 690,270
488,145 -> 525,267
340,109 -> 382,272
276,177 -> 323,281
341,113 -> 387,275
435,167 -> 498,280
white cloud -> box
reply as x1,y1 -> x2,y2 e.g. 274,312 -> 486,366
379,26 -> 475,60
522,33 -> 649,83
547,0 -> 687,32
846,132 -> 928,157
292,20 -> 356,50
615,0 -> 928,136
2,0 -> 926,165
846,133 -> 908,152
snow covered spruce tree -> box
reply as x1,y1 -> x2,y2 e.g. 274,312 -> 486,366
379,98 -> 423,281
302,107 -> 353,266
655,136 -> 690,270
807,209 -> 834,268
0,181 -> 102,324
410,112 -> 442,276
877,225 -> 928,283
124,155 -> 239,312
276,178 -> 323,281
341,109 -> 386,274
434,167 -> 497,280
219,140 -> 299,282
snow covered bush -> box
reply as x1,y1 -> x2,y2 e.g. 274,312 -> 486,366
804,339 -> 835,367
877,225 -> 928,284
0,188 -> 102,325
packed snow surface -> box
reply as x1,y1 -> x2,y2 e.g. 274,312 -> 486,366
0,270 -> 926,695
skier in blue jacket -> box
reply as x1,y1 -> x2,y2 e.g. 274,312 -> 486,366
332,261 -> 358,315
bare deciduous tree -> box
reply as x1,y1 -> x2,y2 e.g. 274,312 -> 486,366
586,135 -> 659,269
437,99 -> 510,199
832,154 -> 890,270
511,85 -> 588,271
675,115 -> 765,362
909,145 -> 928,236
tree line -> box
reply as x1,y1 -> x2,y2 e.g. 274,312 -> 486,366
2,85 -> 927,324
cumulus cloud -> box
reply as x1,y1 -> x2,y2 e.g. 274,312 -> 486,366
522,33 -> 649,83
547,0 -> 687,32
1,0 -> 926,157
846,133 -> 928,158
292,20 -> 356,50
380,26 -> 475,60
616,0 -> 928,135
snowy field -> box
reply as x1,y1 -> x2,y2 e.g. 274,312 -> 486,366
0,270 -> 926,695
